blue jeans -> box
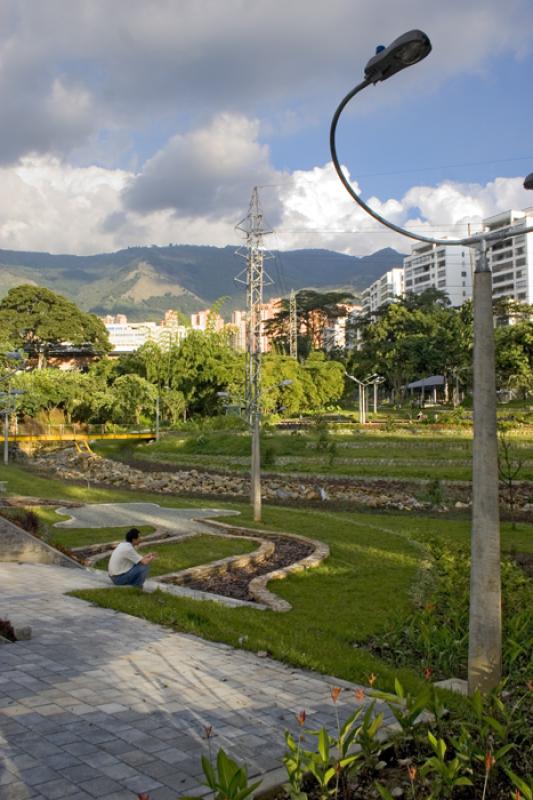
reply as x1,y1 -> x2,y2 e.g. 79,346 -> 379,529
110,563 -> 149,588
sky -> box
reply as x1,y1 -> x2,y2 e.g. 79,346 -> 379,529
1,0 -> 533,259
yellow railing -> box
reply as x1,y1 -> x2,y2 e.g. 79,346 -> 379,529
5,426 -> 156,442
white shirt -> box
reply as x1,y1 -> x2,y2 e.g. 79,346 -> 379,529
108,541 -> 142,576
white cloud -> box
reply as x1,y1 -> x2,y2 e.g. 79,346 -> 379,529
123,113 -> 282,218
0,155 -> 531,257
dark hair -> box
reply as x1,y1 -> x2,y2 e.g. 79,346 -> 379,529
126,528 -> 141,543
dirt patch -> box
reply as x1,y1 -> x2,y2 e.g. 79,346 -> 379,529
166,533 -> 314,602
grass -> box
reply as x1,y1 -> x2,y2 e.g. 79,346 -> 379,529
91,534 -> 258,575
95,427 -> 533,482
3,453 -> 532,696
72,502 -> 533,695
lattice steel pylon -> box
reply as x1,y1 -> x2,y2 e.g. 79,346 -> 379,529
235,187 -> 273,521
289,289 -> 297,358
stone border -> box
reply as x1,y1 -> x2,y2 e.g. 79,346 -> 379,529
158,535 -> 274,585
79,529 -> 273,610
199,518 -> 330,612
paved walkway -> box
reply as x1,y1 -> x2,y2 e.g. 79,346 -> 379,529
53,503 -> 239,531
0,564 -> 391,800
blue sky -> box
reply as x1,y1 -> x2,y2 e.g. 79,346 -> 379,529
0,0 -> 532,257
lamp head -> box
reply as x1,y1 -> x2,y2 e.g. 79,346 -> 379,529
524,173 -> 533,191
364,30 -> 432,84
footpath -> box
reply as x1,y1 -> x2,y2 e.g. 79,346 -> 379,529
0,562 -> 392,800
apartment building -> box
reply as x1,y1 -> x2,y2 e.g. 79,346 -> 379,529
403,242 -> 472,306
103,315 -> 188,354
230,298 -> 281,353
361,268 -> 405,315
483,208 -> 533,304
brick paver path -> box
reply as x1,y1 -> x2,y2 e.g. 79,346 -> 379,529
0,563 -> 391,800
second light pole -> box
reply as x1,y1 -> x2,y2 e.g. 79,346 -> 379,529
329,30 -> 533,692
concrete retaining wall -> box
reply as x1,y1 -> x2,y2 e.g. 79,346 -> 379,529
0,516 -> 81,568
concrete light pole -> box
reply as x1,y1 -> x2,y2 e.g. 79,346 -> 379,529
329,30 -> 533,692
345,372 -> 382,424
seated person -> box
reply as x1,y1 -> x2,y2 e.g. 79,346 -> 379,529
108,528 -> 157,588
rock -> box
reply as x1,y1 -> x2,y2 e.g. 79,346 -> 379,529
256,650 -> 268,658
14,626 -> 32,640
391,789 -> 404,798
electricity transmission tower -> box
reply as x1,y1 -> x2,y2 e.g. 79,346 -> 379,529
235,187 -> 272,521
289,289 -> 297,358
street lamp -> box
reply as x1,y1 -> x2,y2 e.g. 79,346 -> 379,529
345,372 -> 383,423
330,31 -> 533,693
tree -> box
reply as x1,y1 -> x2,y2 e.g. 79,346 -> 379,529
495,320 -> 533,397
265,289 -> 355,355
169,330 -> 244,417
0,285 -> 110,368
348,293 -> 472,403
110,375 -> 157,425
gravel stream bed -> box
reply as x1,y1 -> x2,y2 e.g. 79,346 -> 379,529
167,534 -> 314,602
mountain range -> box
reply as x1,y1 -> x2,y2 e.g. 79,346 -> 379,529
0,244 -> 404,321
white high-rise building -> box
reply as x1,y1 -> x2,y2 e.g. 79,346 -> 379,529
403,242 -> 472,306
483,208 -> 533,304
361,268 -> 404,315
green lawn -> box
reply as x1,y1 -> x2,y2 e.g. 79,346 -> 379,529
3,458 -> 532,696
92,534 -> 258,575
72,502 -> 533,695
94,427 -> 533,482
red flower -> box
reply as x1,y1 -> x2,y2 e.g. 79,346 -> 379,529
368,673 -> 377,687
354,688 -> 365,702
485,752 -> 495,771
407,765 -> 417,782
296,710 -> 306,726
203,725 -> 214,739
138,794 -> 151,800
330,687 -> 342,704
423,667 -> 433,681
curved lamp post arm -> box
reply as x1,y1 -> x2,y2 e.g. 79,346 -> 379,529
330,75 -> 533,249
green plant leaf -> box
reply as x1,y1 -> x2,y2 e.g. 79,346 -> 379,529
201,754 -> 217,789
317,728 -> 330,763
375,783 -> 395,800
503,768 -> 533,800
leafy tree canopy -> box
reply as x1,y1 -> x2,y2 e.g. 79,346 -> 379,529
0,285 -> 110,367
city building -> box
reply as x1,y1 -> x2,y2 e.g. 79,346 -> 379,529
403,242 -> 473,306
230,298 -> 281,353
103,315 -> 188,354
483,207 -> 533,304
323,303 -> 363,351
190,309 -> 224,333
361,268 -> 405,316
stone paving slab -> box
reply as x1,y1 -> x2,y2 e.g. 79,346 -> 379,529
53,503 -> 239,531
0,563 -> 392,800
